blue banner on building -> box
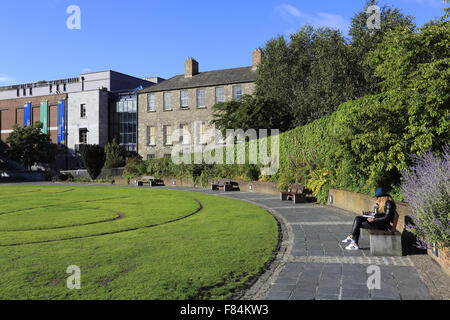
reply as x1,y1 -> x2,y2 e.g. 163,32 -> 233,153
57,100 -> 66,146
24,102 -> 31,127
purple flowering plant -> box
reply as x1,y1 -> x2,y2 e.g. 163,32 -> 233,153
400,146 -> 450,249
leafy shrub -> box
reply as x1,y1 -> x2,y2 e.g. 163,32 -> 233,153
52,172 -> 74,182
307,168 -> 332,203
6,122 -> 57,170
123,157 -> 147,179
104,138 -> 127,169
400,147 -> 450,249
0,140 -> 7,157
79,145 -> 106,180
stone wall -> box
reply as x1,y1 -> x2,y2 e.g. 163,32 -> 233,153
123,176 -> 280,195
428,247 -> 450,276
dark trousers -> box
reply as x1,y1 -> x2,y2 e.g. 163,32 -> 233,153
351,216 -> 390,243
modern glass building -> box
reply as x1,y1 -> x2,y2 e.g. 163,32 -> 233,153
109,89 -> 138,152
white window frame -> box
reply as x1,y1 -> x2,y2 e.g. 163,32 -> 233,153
147,126 -> 156,146
180,124 -> 190,145
215,87 -> 225,104
163,92 -> 172,111
197,89 -> 206,108
147,94 -> 155,112
163,125 -> 172,146
180,90 -> 189,109
233,85 -> 242,101
199,122 -> 207,145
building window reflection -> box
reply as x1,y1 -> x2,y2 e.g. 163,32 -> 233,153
109,92 -> 137,152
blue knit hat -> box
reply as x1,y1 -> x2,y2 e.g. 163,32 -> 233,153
374,188 -> 389,198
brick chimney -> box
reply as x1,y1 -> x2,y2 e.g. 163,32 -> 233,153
252,49 -> 262,70
185,58 -> 199,78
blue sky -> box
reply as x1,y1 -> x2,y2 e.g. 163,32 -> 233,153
0,0 -> 447,86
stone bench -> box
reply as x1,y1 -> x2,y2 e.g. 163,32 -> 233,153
136,176 -> 164,187
362,213 -> 402,256
211,179 -> 238,192
280,184 -> 308,204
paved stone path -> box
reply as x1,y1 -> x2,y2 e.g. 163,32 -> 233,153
162,187 -> 434,300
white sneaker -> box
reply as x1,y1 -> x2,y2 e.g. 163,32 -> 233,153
342,236 -> 354,243
345,243 -> 359,250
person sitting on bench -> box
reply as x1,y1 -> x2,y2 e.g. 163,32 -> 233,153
342,188 -> 396,251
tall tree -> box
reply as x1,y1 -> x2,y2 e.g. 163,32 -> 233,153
255,35 -> 294,123
6,122 -> 57,170
348,0 -> 415,96
80,144 -> 106,180
211,95 -> 292,134
254,1 -> 415,129
104,138 -> 128,169
256,26 -> 357,127
367,7 -> 450,155
290,26 -> 358,125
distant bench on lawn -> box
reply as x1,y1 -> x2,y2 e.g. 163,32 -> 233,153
136,176 -> 165,187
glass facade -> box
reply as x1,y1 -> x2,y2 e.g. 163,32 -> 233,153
109,92 -> 137,152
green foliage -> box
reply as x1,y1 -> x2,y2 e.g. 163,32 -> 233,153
0,140 -> 7,157
254,36 -> 293,127
254,1 -> 414,129
122,154 -> 262,184
79,144 -> 106,180
401,148 -> 450,249
367,10 -> 450,155
307,168 -> 333,204
256,26 -> 357,128
211,95 -> 292,133
267,8 -> 449,201
5,122 -> 57,170
104,138 -> 127,169
123,157 -> 147,180
348,0 -> 415,96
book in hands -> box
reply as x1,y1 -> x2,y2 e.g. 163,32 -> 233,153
362,211 -> 375,218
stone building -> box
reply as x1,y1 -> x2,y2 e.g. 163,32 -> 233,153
137,49 -> 261,160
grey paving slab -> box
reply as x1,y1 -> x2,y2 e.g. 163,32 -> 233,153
317,286 -> 341,296
316,294 -> 340,300
266,291 -> 292,300
270,283 -> 296,292
290,287 -> 317,300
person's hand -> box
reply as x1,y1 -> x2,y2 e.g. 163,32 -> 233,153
368,218 -> 374,223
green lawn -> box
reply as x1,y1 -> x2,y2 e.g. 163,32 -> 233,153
0,185 -> 278,300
